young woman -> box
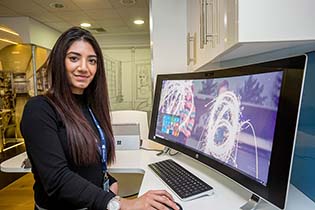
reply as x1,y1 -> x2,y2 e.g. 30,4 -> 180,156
21,27 -> 179,210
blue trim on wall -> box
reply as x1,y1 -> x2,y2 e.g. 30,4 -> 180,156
291,52 -> 315,202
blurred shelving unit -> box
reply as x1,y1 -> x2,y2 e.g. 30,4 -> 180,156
0,43 -> 50,152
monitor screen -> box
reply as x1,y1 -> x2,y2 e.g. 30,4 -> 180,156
155,71 -> 282,186
149,55 -> 306,209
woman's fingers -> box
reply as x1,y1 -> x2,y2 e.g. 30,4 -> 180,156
150,199 -> 172,210
147,190 -> 179,210
147,190 -> 175,201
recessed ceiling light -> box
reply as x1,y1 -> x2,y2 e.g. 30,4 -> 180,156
49,2 -> 64,9
134,19 -> 144,25
80,23 -> 91,28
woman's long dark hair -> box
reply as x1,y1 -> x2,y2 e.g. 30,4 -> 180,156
45,26 -> 115,166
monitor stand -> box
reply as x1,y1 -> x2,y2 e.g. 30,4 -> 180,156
240,194 -> 260,210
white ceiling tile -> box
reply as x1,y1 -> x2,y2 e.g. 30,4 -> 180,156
108,0 -> 148,9
96,18 -> 126,27
46,22 -> 74,32
117,7 -> 149,17
67,20 -> 95,27
116,8 -> 148,25
84,9 -> 120,20
102,26 -> 131,33
72,0 -> 113,10
81,21 -> 103,29
0,0 -> 44,13
53,11 -> 92,23
33,0 -> 81,12
0,5 -> 19,16
143,0 -> 149,8
129,24 -> 149,33
0,0 -> 149,47
22,10 -> 63,23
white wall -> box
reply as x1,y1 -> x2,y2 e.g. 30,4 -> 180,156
29,18 -> 60,49
239,0 -> 315,42
150,0 -> 188,83
0,17 -> 60,49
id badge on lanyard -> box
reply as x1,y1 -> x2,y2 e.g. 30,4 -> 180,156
103,173 -> 109,192
88,108 -> 109,192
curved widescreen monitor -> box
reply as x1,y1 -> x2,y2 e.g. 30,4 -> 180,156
149,55 -> 306,209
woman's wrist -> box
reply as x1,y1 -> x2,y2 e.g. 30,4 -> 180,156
119,198 -> 130,210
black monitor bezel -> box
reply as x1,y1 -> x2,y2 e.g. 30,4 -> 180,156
149,55 -> 306,209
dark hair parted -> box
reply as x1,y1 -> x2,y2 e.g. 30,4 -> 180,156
45,26 -> 115,166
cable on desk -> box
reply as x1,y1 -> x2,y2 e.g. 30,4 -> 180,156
169,150 -> 179,156
140,146 -> 164,153
154,147 -> 179,156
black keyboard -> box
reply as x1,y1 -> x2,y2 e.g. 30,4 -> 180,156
148,159 -> 213,201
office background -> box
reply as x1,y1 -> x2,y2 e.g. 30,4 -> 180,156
0,0 -> 314,208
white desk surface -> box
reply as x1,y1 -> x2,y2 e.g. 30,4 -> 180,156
1,149 -> 314,210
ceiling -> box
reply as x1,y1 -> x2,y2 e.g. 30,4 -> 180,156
0,0 -> 150,48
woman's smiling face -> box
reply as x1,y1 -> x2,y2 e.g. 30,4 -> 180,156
65,39 -> 97,94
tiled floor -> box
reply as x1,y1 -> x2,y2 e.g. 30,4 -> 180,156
0,173 -> 34,210
0,143 -> 33,210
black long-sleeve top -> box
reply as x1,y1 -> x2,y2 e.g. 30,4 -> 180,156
20,95 -> 116,210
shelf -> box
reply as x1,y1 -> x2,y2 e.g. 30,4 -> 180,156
5,124 -> 16,128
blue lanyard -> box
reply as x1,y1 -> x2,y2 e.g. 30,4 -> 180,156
88,107 -> 107,173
